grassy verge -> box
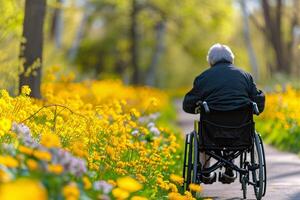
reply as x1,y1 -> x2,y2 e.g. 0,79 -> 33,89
255,85 -> 300,155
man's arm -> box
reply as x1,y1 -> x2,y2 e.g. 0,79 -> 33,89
249,75 -> 265,113
182,78 -> 202,114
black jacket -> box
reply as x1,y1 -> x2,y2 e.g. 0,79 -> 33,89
183,61 -> 265,114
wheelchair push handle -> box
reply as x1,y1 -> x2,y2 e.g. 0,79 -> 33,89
202,101 -> 210,113
195,101 -> 259,115
252,102 -> 260,115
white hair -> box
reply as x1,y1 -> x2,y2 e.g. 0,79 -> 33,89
207,43 -> 235,66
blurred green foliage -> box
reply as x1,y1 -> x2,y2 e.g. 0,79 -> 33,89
76,0 -> 239,88
0,0 -> 23,93
1,0 -> 299,92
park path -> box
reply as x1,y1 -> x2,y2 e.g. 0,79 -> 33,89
175,100 -> 300,200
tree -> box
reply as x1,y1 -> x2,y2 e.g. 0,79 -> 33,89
74,0 -> 235,88
145,19 -> 166,86
19,0 -> 47,98
250,0 -> 299,74
68,0 -> 93,61
50,0 -> 64,48
130,0 -> 140,85
240,0 -> 259,80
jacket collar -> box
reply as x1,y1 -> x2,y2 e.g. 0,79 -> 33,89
212,59 -> 232,67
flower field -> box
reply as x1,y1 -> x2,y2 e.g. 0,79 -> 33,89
256,85 -> 300,153
0,79 -> 198,200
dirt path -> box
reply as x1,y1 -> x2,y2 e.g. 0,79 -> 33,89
175,100 -> 300,200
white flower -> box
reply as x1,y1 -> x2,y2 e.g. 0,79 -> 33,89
147,122 -> 155,128
149,112 -> 160,120
138,116 -> 147,123
93,180 -> 113,194
131,130 -> 139,136
12,122 -> 38,147
150,127 -> 160,136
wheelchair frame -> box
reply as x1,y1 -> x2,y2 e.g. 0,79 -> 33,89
182,102 -> 267,200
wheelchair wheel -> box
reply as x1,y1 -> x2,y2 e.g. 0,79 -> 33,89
258,134 -> 267,196
182,131 -> 199,191
251,133 -> 267,200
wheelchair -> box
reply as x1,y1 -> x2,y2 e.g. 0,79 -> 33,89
182,101 -> 267,200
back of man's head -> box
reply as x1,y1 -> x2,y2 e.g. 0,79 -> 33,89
207,43 -> 235,66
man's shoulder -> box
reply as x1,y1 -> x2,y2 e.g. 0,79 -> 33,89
197,66 -> 216,77
230,64 -> 247,72
194,67 -> 211,82
229,64 -> 252,78
194,64 -> 253,82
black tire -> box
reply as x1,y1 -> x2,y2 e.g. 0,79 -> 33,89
192,131 -> 199,185
182,131 -> 199,192
182,134 -> 189,190
258,134 -> 267,196
251,133 -> 266,200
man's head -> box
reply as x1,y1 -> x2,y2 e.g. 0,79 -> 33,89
207,43 -> 234,66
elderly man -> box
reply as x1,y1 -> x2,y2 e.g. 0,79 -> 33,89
183,43 -> 265,183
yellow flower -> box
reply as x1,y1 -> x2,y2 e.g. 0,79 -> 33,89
106,146 -> 114,156
26,159 -> 39,171
83,176 -> 92,190
107,179 -> 117,187
184,191 -> 195,199
170,174 -> 184,185
0,156 -> 18,168
70,142 -> 86,157
33,150 -> 52,162
40,133 -> 61,148
130,108 -> 141,118
21,85 -> 31,96
0,118 -> 11,135
63,182 -> 80,200
47,164 -> 64,174
0,169 -> 11,183
136,174 -> 146,183
169,183 -> 178,193
0,178 -> 47,200
112,187 -> 129,199
188,183 -> 202,192
131,196 -> 148,200
19,145 -> 33,155
168,192 -> 185,200
0,80 -> 180,198
117,176 -> 142,193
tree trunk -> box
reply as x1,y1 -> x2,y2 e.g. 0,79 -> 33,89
145,20 -> 166,86
130,0 -> 140,85
19,0 -> 46,98
261,0 -> 289,73
50,0 -> 64,48
68,0 -> 91,61
287,0 -> 300,74
240,0 -> 259,80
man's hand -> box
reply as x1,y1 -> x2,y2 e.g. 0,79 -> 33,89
194,100 -> 202,114
253,90 -> 265,113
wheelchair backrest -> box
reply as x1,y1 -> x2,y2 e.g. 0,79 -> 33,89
199,104 -> 254,150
